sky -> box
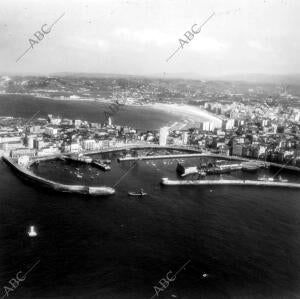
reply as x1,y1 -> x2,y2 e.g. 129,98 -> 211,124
0,0 -> 299,76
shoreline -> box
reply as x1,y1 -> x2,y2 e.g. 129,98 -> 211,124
0,93 -> 222,129
146,103 -> 223,128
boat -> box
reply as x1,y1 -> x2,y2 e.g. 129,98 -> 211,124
128,189 -> 147,196
198,170 -> 207,176
241,163 -> 259,172
258,176 -> 266,181
278,176 -> 288,183
181,166 -> 198,177
102,159 -> 111,164
206,167 -> 231,174
177,162 -> 198,176
92,159 -> 111,171
258,176 -> 274,182
65,154 -> 92,164
76,174 -> 83,178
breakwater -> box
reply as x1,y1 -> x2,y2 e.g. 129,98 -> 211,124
161,178 -> 300,189
118,153 -> 249,162
2,156 -> 115,196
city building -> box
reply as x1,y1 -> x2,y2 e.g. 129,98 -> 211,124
159,127 -> 169,146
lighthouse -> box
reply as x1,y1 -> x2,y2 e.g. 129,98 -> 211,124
28,226 -> 38,237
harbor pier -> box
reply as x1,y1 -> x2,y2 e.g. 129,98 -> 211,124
161,178 -> 300,189
2,156 -> 115,196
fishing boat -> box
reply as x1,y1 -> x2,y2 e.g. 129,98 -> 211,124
102,159 -> 111,164
241,163 -> 259,172
258,176 -> 274,182
278,176 -> 288,183
128,189 -> 147,197
92,159 -> 111,171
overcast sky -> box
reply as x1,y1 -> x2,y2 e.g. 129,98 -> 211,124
0,0 -> 299,76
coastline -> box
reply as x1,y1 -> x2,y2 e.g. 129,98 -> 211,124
147,103 -> 223,128
0,93 -> 222,129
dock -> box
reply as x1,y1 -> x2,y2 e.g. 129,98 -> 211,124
118,153 -> 249,162
161,178 -> 300,189
2,156 -> 115,196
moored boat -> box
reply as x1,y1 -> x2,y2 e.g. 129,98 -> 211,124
128,188 -> 147,196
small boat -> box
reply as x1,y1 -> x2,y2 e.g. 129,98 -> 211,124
128,189 -> 147,197
76,174 -> 83,178
278,176 -> 288,183
102,159 -> 111,164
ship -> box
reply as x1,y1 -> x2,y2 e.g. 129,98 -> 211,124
64,154 -> 92,164
241,164 -> 259,172
102,159 -> 111,164
206,167 -> 232,174
258,175 -> 289,183
176,162 -> 198,177
92,159 -> 111,171
278,177 -> 288,183
258,176 -> 274,182
128,188 -> 147,196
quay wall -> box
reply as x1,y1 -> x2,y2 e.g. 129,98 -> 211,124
118,153 -> 249,162
2,156 -> 115,196
28,144 -> 300,173
161,178 -> 300,189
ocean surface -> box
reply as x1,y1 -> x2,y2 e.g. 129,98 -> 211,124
0,94 -> 189,130
0,96 -> 300,299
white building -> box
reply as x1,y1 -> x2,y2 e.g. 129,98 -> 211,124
50,118 -> 62,125
222,119 -> 235,130
199,121 -> 214,131
37,146 -> 60,156
17,155 -> 30,167
182,132 -> 189,145
159,127 -> 169,146
45,127 -> 58,136
74,120 -> 82,127
64,142 -> 82,153
82,139 -> 96,150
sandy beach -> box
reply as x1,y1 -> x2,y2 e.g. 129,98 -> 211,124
1,93 -> 223,130
148,103 -> 223,129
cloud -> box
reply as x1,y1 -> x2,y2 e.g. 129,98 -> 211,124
114,27 -> 174,47
70,37 -> 110,51
187,36 -> 230,53
247,40 -> 271,52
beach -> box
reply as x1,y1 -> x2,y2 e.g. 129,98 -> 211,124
148,103 -> 223,129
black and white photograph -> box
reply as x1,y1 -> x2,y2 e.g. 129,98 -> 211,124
0,0 -> 300,298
